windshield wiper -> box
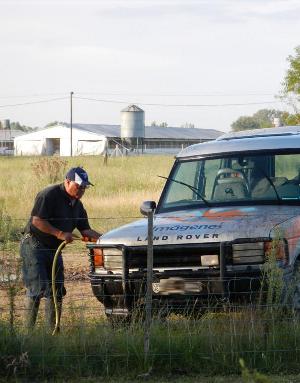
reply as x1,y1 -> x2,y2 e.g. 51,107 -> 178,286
158,175 -> 211,207
255,168 -> 281,202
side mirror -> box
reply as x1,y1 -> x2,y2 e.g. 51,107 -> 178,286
140,200 -> 156,216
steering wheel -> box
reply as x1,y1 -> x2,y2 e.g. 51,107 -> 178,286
215,168 -> 249,191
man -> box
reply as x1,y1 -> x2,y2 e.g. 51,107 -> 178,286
20,166 -> 101,330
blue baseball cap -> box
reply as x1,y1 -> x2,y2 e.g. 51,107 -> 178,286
65,167 -> 94,187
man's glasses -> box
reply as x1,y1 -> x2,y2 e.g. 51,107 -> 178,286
72,181 -> 89,190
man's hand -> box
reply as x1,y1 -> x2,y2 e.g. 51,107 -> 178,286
80,229 -> 102,242
56,231 -> 74,243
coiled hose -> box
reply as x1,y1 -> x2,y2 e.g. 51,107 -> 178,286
52,240 -> 67,336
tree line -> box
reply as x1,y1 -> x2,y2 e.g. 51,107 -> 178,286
232,46 -> 300,131
0,121 -> 37,132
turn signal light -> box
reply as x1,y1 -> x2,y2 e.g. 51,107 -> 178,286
264,240 -> 287,263
93,248 -> 104,267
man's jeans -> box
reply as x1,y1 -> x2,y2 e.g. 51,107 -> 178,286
20,235 -> 66,299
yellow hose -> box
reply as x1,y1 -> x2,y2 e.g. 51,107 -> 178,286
52,240 -> 67,336
51,236 -> 95,335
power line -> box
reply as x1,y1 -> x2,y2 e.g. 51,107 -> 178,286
74,96 -> 281,108
0,94 -> 285,110
0,91 -> 278,98
76,91 -> 277,97
0,97 -> 68,109
0,93 -> 69,99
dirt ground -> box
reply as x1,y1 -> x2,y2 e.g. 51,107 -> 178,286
0,249 -> 105,327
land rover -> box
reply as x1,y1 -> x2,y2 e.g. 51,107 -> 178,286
88,126 -> 300,319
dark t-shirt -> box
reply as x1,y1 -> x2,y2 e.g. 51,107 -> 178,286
25,183 -> 91,249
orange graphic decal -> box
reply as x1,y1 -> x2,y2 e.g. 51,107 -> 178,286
203,209 -> 248,220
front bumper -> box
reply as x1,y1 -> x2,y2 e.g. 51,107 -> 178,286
88,240 -> 268,315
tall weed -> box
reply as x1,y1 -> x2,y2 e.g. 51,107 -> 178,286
239,358 -> 271,383
261,235 -> 284,311
31,157 -> 68,184
0,199 -> 13,244
0,201 -> 22,334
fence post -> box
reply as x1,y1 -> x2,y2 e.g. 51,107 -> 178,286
140,200 -> 156,365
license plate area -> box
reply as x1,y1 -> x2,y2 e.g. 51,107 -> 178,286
152,277 -> 204,295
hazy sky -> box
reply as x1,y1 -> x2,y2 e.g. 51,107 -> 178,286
1,0 -> 300,132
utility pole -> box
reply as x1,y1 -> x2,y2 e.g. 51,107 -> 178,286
70,91 -> 74,156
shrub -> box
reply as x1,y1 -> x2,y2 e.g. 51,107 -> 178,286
31,157 -> 68,184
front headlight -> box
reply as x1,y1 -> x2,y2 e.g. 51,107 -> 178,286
232,242 -> 264,264
103,248 -> 123,270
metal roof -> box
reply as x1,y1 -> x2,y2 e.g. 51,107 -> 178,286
70,123 -> 120,137
176,125 -> 300,158
144,126 -> 222,139
65,123 -> 222,140
121,104 -> 144,112
217,125 -> 300,141
0,129 -> 24,140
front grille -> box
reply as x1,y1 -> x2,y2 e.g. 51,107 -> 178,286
125,240 -> 267,270
126,243 -> 220,269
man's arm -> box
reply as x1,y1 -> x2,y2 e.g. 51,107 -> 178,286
32,216 -> 74,243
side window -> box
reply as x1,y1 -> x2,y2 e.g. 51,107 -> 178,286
275,154 -> 300,180
249,154 -> 300,200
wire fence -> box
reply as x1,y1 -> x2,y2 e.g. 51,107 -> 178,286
1,214 -> 300,379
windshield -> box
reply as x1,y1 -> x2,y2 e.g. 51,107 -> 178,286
159,152 -> 300,211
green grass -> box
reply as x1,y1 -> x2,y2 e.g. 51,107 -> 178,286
2,376 -> 300,383
1,309 -> 300,380
0,155 -> 173,235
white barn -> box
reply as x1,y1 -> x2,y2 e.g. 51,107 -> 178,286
14,124 -> 108,156
14,123 -> 223,156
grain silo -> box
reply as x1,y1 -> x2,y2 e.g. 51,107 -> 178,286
121,105 -> 145,148
0,119 -> 10,130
